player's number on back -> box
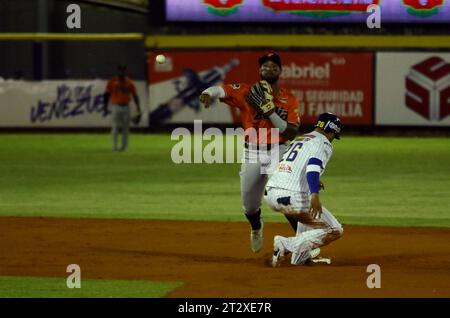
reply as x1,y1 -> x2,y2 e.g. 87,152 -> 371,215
284,142 -> 303,162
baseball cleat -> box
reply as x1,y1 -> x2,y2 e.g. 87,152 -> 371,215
271,235 -> 285,267
250,219 -> 264,252
310,256 -> 331,265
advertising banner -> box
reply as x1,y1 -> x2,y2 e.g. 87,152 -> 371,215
148,51 -> 373,126
376,52 -> 450,126
165,0 -> 450,24
0,80 -> 147,128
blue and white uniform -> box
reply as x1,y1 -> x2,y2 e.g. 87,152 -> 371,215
267,130 -> 332,209
265,130 -> 343,265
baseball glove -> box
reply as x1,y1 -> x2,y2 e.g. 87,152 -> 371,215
131,113 -> 142,125
246,80 -> 276,116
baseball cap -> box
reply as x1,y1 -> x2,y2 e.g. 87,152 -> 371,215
258,52 -> 282,68
315,112 -> 342,139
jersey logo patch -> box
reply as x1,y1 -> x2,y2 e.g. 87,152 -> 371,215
278,163 -> 292,173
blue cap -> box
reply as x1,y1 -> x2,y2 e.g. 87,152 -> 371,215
315,112 -> 342,139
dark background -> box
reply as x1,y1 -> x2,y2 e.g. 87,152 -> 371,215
1,0 -> 449,81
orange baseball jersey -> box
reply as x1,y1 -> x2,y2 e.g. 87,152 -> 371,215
220,83 -> 300,144
106,77 -> 137,105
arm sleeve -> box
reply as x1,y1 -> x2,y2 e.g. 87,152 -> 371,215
202,86 -> 225,99
306,170 -> 320,194
310,140 -> 332,168
305,139 -> 333,193
268,112 -> 287,132
306,157 -> 323,193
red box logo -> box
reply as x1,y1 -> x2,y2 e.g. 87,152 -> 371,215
405,56 -> 450,121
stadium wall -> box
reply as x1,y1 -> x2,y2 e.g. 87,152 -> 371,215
1,47 -> 449,130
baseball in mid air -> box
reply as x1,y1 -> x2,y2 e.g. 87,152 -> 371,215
155,54 -> 166,64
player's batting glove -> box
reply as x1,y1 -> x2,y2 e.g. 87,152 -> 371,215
246,80 -> 276,116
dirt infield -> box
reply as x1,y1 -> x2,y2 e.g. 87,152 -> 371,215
1,216 -> 449,297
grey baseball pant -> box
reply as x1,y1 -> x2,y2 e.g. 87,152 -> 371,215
239,143 -> 287,216
111,104 -> 130,151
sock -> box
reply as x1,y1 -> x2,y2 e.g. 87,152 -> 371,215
245,209 -> 262,230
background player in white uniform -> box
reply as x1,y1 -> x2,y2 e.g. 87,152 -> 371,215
265,112 -> 344,266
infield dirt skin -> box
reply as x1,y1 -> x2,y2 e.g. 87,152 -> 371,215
1,217 -> 449,297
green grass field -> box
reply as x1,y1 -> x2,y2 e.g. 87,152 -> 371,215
1,133 -> 449,227
1,133 -> 450,297
0,276 -> 182,298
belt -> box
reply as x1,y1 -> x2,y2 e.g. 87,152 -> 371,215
244,142 -> 285,150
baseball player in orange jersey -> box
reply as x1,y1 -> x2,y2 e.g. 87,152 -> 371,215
200,52 -> 301,252
105,64 -> 141,152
